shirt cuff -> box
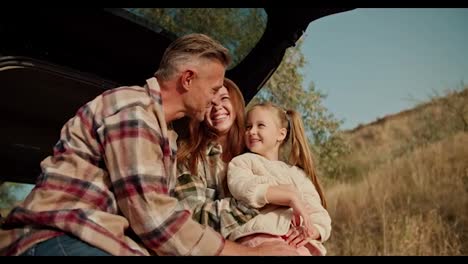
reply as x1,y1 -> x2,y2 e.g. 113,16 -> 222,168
181,222 -> 225,256
253,184 -> 270,208
313,224 -> 327,242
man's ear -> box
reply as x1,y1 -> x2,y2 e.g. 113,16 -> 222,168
180,69 -> 196,92
278,127 -> 287,142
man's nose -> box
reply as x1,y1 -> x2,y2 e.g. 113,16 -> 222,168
211,96 -> 221,106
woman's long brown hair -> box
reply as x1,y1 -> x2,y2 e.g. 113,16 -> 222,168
177,78 -> 246,175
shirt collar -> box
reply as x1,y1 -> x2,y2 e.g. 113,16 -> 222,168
206,141 -> 222,156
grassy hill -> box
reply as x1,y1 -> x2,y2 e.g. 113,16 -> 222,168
324,87 -> 468,255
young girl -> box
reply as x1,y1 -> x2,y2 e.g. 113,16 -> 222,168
227,102 -> 332,256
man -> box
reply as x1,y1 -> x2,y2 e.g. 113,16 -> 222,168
0,33 -> 298,256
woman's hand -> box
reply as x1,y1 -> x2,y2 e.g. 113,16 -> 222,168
264,184 -> 320,247
284,224 -> 320,248
286,198 -> 321,247
289,197 -> 314,236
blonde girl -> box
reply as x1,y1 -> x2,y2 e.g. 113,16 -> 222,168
227,102 -> 331,256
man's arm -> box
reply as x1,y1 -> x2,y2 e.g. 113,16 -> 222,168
99,104 -> 224,256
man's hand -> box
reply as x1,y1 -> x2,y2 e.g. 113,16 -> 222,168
220,239 -> 299,256
253,241 -> 300,256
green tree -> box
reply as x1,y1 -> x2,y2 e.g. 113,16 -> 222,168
0,182 -> 21,213
411,83 -> 468,147
1,184 -> 14,207
250,39 -> 350,180
435,83 -> 468,132
125,8 -> 267,68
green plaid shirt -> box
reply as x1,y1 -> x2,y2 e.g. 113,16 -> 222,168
175,142 -> 259,238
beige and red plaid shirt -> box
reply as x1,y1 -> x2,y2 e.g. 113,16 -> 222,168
0,77 -> 224,256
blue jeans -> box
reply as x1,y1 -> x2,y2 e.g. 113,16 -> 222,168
20,234 -> 112,256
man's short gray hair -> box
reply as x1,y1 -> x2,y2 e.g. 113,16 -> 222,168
155,33 -> 231,81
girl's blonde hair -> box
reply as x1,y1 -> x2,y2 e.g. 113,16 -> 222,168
247,102 -> 327,208
177,78 -> 246,175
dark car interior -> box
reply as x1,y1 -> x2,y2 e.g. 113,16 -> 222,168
0,8 -> 352,185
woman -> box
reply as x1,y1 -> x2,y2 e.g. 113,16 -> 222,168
175,78 -> 259,238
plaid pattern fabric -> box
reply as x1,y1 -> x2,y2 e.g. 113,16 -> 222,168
0,77 -> 224,256
174,142 -> 259,238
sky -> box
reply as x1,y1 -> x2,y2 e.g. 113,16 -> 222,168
300,8 -> 468,130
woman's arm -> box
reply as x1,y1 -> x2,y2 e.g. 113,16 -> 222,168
175,167 -> 259,238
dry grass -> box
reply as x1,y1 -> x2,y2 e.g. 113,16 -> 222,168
325,132 -> 468,255
334,87 -> 468,184
323,87 -> 468,255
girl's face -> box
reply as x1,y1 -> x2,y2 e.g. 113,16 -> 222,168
205,86 -> 236,136
245,107 -> 286,160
